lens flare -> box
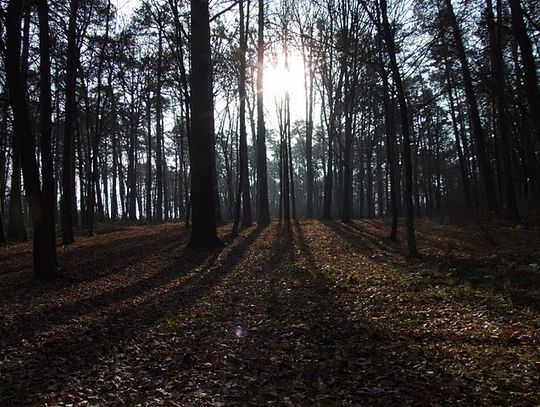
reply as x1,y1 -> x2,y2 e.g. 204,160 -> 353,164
234,326 -> 244,337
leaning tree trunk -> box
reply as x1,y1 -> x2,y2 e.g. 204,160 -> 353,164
5,0 -> 58,278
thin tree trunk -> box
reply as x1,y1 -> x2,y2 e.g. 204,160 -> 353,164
256,0 -> 270,224
156,21 -> 164,223
445,0 -> 497,210
380,0 -> 418,256
381,61 -> 399,239
443,48 -> 472,208
146,86 -> 153,222
238,0 -> 252,228
488,0 -> 520,221
508,0 -> 540,142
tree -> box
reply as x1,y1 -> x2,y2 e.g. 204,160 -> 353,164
6,7 -> 29,242
38,0 -> 57,264
5,0 -> 58,278
256,0 -> 270,224
508,0 -> 540,142
377,0 -> 418,256
486,0 -> 520,222
189,0 -> 221,247
237,0 -> 252,229
444,0 -> 497,211
61,0 -> 79,244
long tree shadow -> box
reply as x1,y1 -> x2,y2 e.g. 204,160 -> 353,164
0,226 -> 190,306
211,221 -> 478,405
0,228 -> 192,340
323,220 -> 405,263
0,224 -> 269,404
325,220 -> 540,312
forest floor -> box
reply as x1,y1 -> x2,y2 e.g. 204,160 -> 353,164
1,217 -> 539,406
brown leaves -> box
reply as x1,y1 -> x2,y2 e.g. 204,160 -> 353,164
0,219 -> 539,405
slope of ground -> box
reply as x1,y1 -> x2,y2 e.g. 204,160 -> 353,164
0,218 -> 539,406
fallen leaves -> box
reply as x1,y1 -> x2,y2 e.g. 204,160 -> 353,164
0,219 -> 539,405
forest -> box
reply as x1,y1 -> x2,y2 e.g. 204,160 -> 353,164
0,0 -> 539,405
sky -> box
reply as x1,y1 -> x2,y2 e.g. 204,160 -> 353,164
113,0 -> 309,139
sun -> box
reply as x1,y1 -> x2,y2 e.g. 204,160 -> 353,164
264,65 -> 292,101
263,53 -> 306,103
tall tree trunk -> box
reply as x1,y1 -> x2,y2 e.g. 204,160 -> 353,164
238,0 -> 252,228
380,0 -> 418,256
0,210 -> 6,244
127,103 -> 137,221
5,0 -> 58,278
322,67 -> 344,220
445,0 -> 497,210
189,0 -> 220,247
487,0 -> 521,221
38,0 -> 57,264
285,52 -> 296,220
508,0 -> 540,142
111,128 -> 119,221
341,64 -> 356,223
256,0 -> 270,224
443,48 -> 472,208
60,0 -> 78,244
7,7 -> 30,241
146,86 -> 153,222
380,59 -> 399,239
301,25 -> 315,218
86,0 -> 111,232
156,22 -> 164,223
8,138 -> 28,240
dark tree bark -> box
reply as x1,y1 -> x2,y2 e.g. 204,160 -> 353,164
508,0 -> 540,142
86,0 -> 111,232
5,0 -> 58,278
146,85 -> 153,222
0,210 -> 5,244
487,0 -> 520,222
189,0 -> 220,247
300,22 -> 315,218
442,46 -> 472,208
322,63 -> 344,220
61,0 -> 79,244
380,58 -> 399,240
7,137 -> 28,241
341,59 -> 357,223
7,7 -> 30,241
38,0 -> 57,264
256,0 -> 270,224
445,0 -> 498,210
238,0 -> 252,228
379,0 -> 418,256
156,18 -> 164,223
